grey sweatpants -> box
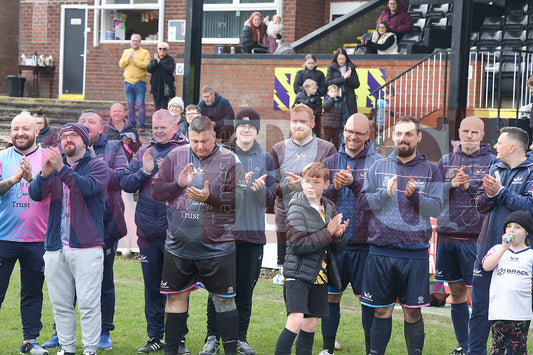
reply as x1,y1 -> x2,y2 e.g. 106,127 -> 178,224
43,248 -> 103,353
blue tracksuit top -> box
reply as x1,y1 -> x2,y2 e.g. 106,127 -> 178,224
360,151 -> 443,256
475,155 -> 533,263
322,140 -> 382,248
436,143 -> 496,239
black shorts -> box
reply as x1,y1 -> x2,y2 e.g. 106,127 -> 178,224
160,251 -> 236,297
328,249 -> 369,296
361,254 -> 429,308
283,279 -> 328,318
434,235 -> 476,286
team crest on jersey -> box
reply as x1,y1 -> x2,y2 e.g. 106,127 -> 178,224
511,176 -> 524,185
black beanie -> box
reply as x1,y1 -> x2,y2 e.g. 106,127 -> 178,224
503,210 -> 533,235
234,108 -> 260,133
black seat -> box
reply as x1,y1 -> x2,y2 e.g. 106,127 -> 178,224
480,16 -> 504,31
426,17 -> 448,30
502,30 -> 527,48
477,30 -> 503,48
503,15 -> 528,30
470,32 -> 479,47
408,4 -> 428,19
526,30 -> 533,46
426,3 -> 452,19
504,2 -> 528,16
412,18 -> 426,33
399,31 -> 423,45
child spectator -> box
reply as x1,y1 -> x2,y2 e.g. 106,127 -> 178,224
293,79 -> 324,138
374,86 -> 395,139
322,84 -> 347,148
274,162 -> 348,355
265,15 -> 284,53
482,210 -> 533,355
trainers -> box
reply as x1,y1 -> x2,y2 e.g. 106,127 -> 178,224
20,339 -> 49,355
273,273 -> 285,286
450,347 -> 467,355
56,349 -> 75,355
199,336 -> 220,355
137,338 -> 165,353
97,333 -> 112,350
42,333 -> 60,349
318,350 -> 333,355
178,340 -> 191,355
236,340 -> 256,355
334,335 -> 341,351
82,352 -> 96,355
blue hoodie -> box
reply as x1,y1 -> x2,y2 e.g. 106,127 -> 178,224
230,140 -> 276,244
322,140 -> 382,248
475,155 -> 533,263
436,143 -> 495,239
118,132 -> 187,244
360,152 -> 443,257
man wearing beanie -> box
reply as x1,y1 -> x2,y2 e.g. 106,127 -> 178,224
201,108 -> 275,355
469,126 -> 533,354
29,122 -> 109,355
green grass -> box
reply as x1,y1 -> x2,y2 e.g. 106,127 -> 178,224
1,256 -> 529,354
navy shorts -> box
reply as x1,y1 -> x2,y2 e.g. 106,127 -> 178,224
160,251 -> 236,297
434,235 -> 476,286
284,279 -> 329,318
328,248 -> 369,297
361,254 -> 429,308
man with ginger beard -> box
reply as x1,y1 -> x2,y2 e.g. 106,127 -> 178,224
0,113 -> 50,355
270,104 -> 337,269
29,122 -> 109,355
320,113 -> 382,355
359,116 -> 442,355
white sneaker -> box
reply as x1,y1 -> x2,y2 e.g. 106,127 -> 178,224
318,350 -> 333,355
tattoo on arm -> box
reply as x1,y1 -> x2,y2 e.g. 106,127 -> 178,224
211,294 -> 236,312
0,177 -> 15,196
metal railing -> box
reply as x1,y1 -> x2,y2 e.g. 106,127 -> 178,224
370,50 -> 449,146
370,48 -> 533,146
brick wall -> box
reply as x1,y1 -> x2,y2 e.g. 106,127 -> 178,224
0,0 -> 20,94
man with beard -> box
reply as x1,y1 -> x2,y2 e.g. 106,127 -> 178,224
0,113 -> 50,355
320,113 -> 382,355
29,123 -> 109,355
152,116 -> 245,355
271,104 -> 337,268
359,116 -> 443,355
434,116 -> 495,355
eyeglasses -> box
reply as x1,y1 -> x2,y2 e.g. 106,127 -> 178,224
237,124 -> 256,131
158,48 -> 167,50
344,129 -> 368,137
60,132 -> 81,141
169,104 -> 181,109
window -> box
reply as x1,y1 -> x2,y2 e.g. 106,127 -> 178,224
97,0 -> 163,43
203,0 -> 280,43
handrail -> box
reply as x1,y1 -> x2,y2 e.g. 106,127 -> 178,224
370,49 -> 450,97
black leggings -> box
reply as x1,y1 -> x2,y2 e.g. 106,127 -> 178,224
490,319 -> 530,355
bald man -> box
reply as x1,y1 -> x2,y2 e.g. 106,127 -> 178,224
0,113 -> 50,354
320,113 -> 383,355
434,116 -> 495,355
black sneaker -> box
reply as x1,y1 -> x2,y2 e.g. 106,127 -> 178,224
450,347 -> 467,355
178,340 -> 191,355
137,338 -> 165,353
237,340 -> 257,355
199,336 -> 220,355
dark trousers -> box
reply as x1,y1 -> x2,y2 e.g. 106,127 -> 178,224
0,240 -> 45,340
140,239 -> 167,340
101,238 -> 118,333
207,243 -> 264,341
468,259 -> 492,355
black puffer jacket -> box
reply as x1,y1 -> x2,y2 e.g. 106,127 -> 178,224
293,67 -> 327,96
283,191 -> 346,288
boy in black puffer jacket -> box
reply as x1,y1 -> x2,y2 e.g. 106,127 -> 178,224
322,84 -> 348,148
293,79 -> 324,138
275,162 -> 348,355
